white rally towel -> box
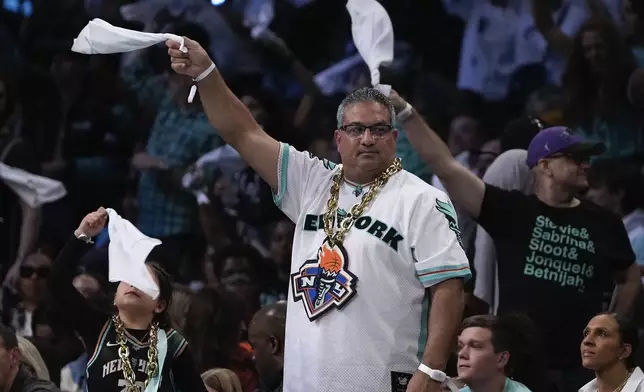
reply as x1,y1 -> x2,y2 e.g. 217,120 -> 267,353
314,53 -> 364,96
0,162 -> 67,208
72,18 -> 187,55
106,208 -> 161,300
346,0 -> 394,96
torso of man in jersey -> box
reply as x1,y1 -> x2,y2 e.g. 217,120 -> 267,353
273,144 -> 470,392
86,319 -> 187,392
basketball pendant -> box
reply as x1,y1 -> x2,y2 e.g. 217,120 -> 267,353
291,238 -> 358,321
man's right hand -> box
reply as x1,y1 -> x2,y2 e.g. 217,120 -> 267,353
75,207 -> 108,238
167,37 -> 212,79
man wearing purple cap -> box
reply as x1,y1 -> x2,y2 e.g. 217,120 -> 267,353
392,94 -> 641,391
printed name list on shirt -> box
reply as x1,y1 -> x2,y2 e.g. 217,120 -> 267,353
524,215 -> 595,292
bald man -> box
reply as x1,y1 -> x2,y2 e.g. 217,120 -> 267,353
249,302 -> 287,392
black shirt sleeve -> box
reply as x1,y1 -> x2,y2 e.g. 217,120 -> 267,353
171,344 -> 207,392
476,184 -> 530,239
49,235 -> 109,349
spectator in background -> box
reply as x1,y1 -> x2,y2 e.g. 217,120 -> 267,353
430,103 -> 487,261
266,219 -> 294,293
621,0 -> 644,65
17,336 -> 49,381
127,22 -> 222,280
586,161 -> 644,269
0,71 -> 42,280
472,138 -> 501,178
547,17 -> 643,159
248,302 -> 286,392
524,85 -> 565,126
202,368 -> 243,392
0,323 -> 59,391
184,287 -> 258,392
447,111 -> 484,159
2,250 -> 52,337
71,268 -> 105,300
579,313 -> 644,391
214,244 -> 283,314
167,284 -> 193,334
47,53 -> 138,221
456,314 -> 545,392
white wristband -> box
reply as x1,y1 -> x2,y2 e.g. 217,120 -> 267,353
188,62 -> 217,103
418,364 -> 446,382
396,102 -> 413,123
418,364 -> 459,392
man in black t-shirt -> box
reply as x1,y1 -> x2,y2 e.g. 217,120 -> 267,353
390,91 -> 641,392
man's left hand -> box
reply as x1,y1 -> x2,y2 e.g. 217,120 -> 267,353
389,89 -> 408,113
406,371 -> 442,392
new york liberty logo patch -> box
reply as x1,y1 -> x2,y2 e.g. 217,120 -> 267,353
435,199 -> 464,249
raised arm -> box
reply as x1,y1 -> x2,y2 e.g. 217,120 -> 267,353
50,209 -> 109,342
167,38 -> 280,190
390,91 -> 485,219
530,0 -> 574,57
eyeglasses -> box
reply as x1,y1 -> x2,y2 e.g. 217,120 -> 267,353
339,123 -> 394,139
19,265 -> 51,279
547,152 -> 590,165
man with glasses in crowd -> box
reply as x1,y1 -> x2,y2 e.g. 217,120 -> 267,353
166,37 -> 471,392
390,87 -> 642,391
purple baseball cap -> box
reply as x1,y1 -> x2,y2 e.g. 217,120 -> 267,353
526,126 -> 605,168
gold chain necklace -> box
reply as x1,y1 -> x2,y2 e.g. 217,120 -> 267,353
322,157 -> 402,245
112,315 -> 160,392
596,372 -> 631,392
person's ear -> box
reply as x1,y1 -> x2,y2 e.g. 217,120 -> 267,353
335,130 -> 342,150
538,159 -> 553,177
620,343 -> 632,361
497,351 -> 510,369
10,348 -> 20,367
269,336 -> 281,355
154,300 -> 167,314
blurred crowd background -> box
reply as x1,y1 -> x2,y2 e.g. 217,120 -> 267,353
1,0 -> 644,391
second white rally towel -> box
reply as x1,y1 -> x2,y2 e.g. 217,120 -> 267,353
346,0 -> 394,96
106,208 -> 161,300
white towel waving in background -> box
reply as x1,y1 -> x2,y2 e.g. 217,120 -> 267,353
346,0 -> 394,96
0,162 -> 67,208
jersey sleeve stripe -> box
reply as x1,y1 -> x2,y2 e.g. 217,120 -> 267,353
416,265 -> 472,287
272,142 -> 290,207
87,320 -> 111,368
173,340 -> 188,359
416,264 -> 470,276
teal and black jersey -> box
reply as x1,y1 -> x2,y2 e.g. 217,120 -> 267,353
86,319 -> 188,392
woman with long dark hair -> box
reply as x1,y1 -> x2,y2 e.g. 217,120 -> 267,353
183,286 -> 257,392
579,313 -> 643,391
532,3 -> 643,159
561,19 -> 641,161
50,208 -> 205,392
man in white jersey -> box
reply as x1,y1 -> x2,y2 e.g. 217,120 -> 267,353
166,37 -> 471,392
